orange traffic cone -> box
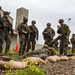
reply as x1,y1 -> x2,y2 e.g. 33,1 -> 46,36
14,42 -> 19,52
69,49 -> 72,53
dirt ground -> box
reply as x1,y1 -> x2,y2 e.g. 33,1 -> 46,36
41,60 -> 75,75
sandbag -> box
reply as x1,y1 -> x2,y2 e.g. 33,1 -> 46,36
68,56 -> 75,60
46,55 -> 60,63
60,56 -> 68,61
1,56 -> 12,61
0,60 -> 27,69
23,57 -> 46,64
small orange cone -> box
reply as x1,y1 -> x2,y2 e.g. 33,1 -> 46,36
14,42 -> 19,52
69,49 -> 72,53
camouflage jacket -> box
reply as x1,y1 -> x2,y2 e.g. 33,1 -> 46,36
17,22 -> 30,36
1,17 -> 13,35
57,24 -> 71,38
42,27 -> 55,39
0,17 -> 4,30
29,25 -> 39,40
70,37 -> 75,44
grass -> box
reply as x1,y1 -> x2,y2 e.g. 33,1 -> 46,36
6,66 -> 46,75
2,49 -> 18,55
1,48 -> 74,75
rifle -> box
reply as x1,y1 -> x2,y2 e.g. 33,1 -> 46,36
48,35 -> 61,46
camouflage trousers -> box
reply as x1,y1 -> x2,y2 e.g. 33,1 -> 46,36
72,44 -> 75,53
27,37 -> 36,52
19,34 -> 28,55
4,31 -> 11,53
0,31 -> 4,53
60,37 -> 68,55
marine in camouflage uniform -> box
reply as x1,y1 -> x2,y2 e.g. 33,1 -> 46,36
21,35 -> 61,59
42,23 -> 55,45
17,17 -> 30,55
27,20 -> 39,52
0,7 -> 4,55
1,11 -> 13,54
70,34 -> 75,53
57,19 -> 71,55
22,45 -> 56,60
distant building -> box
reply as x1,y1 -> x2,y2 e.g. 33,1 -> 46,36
15,7 -> 29,30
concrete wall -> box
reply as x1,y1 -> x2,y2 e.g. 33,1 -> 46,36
35,44 -> 43,50
3,35 -> 17,49
15,7 -> 29,30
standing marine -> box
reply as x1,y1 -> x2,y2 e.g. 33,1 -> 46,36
27,20 -> 39,52
1,11 -> 13,55
70,34 -> 75,53
57,19 -> 71,55
0,6 -> 4,55
17,17 -> 30,55
42,23 -> 55,45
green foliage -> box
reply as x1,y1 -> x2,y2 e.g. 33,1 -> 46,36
5,66 -> 46,75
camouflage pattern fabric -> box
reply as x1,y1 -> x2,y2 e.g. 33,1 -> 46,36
0,31 -> 4,53
17,22 -> 30,55
42,26 -> 55,45
27,25 -> 39,52
22,45 -> 56,59
1,17 -> 11,54
57,24 -> 71,55
0,15 -> 4,53
70,34 -> 75,53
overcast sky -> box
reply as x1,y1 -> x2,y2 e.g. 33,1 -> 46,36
0,0 -> 75,44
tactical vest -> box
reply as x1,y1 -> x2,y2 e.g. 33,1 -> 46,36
2,17 -> 8,27
21,23 -> 28,32
58,24 -> 71,37
29,25 -> 37,34
47,27 -> 53,35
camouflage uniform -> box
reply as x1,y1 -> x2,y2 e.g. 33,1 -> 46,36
57,19 -> 71,55
17,17 -> 30,55
27,20 -> 39,52
42,23 -> 55,45
1,11 -> 13,54
22,45 -> 56,60
21,36 -> 61,59
0,14 -> 4,54
70,34 -> 75,53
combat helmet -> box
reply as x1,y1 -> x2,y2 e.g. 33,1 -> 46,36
31,20 -> 36,24
3,11 -> 10,15
23,17 -> 28,22
58,19 -> 64,23
47,23 -> 51,26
